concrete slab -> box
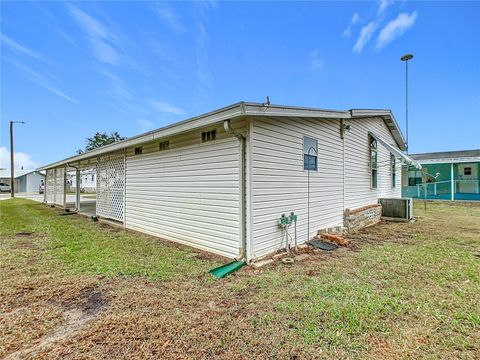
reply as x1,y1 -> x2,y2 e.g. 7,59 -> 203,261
252,259 -> 273,269
294,254 -> 310,262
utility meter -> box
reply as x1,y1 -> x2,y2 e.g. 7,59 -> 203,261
278,213 -> 290,227
289,212 -> 297,223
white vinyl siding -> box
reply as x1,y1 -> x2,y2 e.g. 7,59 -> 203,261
344,117 -> 402,209
125,126 -> 242,259
250,117 -> 344,259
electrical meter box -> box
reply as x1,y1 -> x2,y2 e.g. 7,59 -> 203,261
289,212 -> 297,223
278,214 -> 290,226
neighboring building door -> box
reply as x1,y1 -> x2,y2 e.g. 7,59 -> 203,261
457,163 -> 478,194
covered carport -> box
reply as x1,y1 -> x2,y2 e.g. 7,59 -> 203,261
41,150 -> 125,223
64,163 -> 97,216
44,164 -> 96,217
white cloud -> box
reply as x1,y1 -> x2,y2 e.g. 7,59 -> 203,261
309,49 -> 325,70
151,101 -> 185,116
195,23 -> 213,97
376,12 -> 418,49
0,35 -> 53,64
68,4 -> 120,65
136,118 -> 156,132
9,60 -> 77,103
342,12 -> 360,38
354,21 -> 378,53
154,3 -> 186,34
378,0 -> 394,15
0,146 -> 40,170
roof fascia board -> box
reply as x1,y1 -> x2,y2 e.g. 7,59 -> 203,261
39,102 -> 406,170
39,103 -> 246,170
244,103 -> 350,118
350,109 -> 406,151
413,158 -> 480,165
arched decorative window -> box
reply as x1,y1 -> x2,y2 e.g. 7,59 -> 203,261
303,136 -> 318,171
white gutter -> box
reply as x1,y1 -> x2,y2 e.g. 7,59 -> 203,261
38,102 -> 247,170
369,132 -> 421,170
38,102 -> 407,170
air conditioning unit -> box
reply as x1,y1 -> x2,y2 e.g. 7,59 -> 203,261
378,197 -> 413,220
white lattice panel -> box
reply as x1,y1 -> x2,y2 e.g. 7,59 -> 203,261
45,169 -> 55,203
96,151 -> 125,222
54,168 -> 65,206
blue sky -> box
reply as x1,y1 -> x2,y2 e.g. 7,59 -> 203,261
1,0 -> 479,169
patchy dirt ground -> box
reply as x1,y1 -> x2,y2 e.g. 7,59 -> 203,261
1,199 -> 479,359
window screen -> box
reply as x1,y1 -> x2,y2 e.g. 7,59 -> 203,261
303,136 -> 318,171
391,155 -> 396,188
370,136 -> 378,189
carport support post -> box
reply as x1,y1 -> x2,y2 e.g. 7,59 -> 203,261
63,167 -> 67,210
75,169 -> 81,211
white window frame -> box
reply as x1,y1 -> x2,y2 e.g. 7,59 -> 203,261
303,136 -> 318,172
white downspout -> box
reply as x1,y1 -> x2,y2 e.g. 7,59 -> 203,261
451,162 -> 455,201
224,119 -> 247,261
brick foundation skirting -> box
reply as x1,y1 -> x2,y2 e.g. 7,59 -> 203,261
344,204 -> 382,232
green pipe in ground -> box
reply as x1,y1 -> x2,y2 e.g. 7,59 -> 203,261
209,260 -> 246,279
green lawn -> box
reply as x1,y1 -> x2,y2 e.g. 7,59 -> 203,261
1,199 -> 479,359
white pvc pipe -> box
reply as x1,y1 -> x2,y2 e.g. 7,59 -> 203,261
451,163 -> 455,201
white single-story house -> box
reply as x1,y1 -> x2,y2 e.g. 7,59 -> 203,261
67,169 -> 96,193
39,102 -> 419,262
0,169 -> 45,193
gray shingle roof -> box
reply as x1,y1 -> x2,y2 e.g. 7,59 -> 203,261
410,149 -> 480,161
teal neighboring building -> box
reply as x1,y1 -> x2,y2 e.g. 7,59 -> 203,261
402,149 -> 480,201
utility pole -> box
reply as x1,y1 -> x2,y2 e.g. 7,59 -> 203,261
400,54 -> 413,153
9,121 -> 25,198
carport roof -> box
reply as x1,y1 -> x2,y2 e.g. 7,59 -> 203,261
39,101 -> 406,170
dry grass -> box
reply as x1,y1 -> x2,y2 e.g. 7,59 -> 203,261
0,199 -> 479,359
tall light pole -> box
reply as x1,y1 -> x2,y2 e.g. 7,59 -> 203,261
400,54 -> 413,153
9,120 -> 25,198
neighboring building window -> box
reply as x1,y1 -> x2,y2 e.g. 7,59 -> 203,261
91,174 -> 94,181
369,135 -> 378,189
303,136 -> 318,171
159,140 -> 169,151
135,147 -> 143,155
408,168 -> 423,186
202,129 -> 216,142
464,167 -> 472,175
391,155 -> 396,188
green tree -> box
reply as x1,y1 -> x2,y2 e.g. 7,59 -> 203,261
77,132 -> 126,154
